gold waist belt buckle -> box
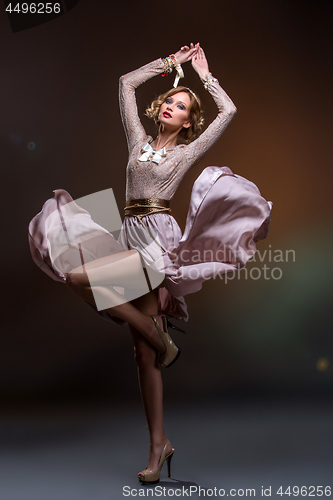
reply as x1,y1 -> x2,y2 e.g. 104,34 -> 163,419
124,198 -> 171,217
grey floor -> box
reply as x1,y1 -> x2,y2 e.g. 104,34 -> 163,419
1,397 -> 332,500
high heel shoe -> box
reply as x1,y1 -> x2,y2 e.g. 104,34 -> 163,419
151,316 -> 181,368
138,439 -> 175,484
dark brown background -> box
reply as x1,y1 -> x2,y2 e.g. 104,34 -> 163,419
1,0 -> 332,409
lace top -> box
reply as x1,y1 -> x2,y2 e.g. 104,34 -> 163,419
119,58 -> 237,201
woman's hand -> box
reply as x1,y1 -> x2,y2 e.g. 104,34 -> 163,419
173,43 -> 197,65
191,43 -> 210,80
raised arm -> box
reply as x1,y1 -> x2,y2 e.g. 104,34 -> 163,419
183,45 -> 237,167
119,45 -> 198,154
119,58 -> 166,153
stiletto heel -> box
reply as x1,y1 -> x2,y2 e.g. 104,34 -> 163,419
166,450 -> 173,477
151,316 -> 181,368
166,318 -> 186,334
138,439 -> 175,484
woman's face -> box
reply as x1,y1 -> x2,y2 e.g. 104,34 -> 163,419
159,92 -> 192,131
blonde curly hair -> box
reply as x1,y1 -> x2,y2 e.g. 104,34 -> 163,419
145,86 -> 205,144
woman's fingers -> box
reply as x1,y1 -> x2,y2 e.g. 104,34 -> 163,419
176,43 -> 199,63
188,46 -> 198,58
180,43 -> 199,51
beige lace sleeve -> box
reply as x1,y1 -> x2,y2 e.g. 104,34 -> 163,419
182,72 -> 237,168
119,58 -> 166,153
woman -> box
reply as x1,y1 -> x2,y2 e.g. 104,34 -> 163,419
28,43 -> 272,484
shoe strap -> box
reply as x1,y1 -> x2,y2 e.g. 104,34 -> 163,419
159,439 -> 170,463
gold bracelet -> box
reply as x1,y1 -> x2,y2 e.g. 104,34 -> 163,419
202,73 -> 219,90
161,56 -> 173,76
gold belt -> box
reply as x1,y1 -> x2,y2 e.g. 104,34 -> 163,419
124,198 -> 171,218
123,198 -> 170,256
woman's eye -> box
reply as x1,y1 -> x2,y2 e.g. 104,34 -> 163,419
166,98 -> 172,104
178,105 -> 185,110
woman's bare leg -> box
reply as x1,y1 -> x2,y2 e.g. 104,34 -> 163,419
66,247 -> 169,354
129,290 -> 173,477
65,276 -> 167,355
67,250 -> 161,290
67,272 -> 174,474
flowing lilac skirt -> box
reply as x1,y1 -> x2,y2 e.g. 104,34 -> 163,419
28,166 -> 272,325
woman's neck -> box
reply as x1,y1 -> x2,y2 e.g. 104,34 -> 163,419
153,128 -> 179,150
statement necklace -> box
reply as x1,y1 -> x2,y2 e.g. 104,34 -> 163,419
138,142 -> 167,164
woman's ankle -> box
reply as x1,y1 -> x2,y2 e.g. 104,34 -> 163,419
147,316 -> 166,355
149,434 -> 168,448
